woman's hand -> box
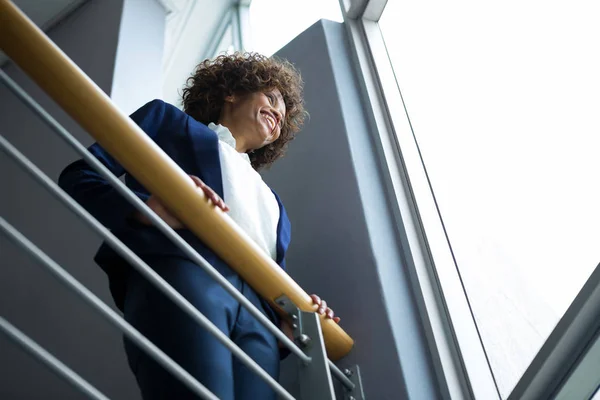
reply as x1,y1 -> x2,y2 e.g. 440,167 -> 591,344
278,294 -> 340,349
311,294 -> 341,323
189,175 -> 229,212
133,175 -> 228,228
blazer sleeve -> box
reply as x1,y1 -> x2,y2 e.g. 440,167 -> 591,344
58,99 -> 168,231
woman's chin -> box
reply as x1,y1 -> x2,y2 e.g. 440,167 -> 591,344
260,130 -> 274,144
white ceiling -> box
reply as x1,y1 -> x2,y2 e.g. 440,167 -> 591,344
11,0 -> 86,30
1,0 -> 86,66
3,0 -> 238,104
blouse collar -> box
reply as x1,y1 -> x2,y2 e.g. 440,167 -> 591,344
208,122 -> 251,164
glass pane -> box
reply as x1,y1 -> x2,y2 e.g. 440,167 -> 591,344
248,0 -> 343,56
379,0 -> 600,397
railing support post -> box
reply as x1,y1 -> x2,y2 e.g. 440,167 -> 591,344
276,296 -> 366,400
340,365 -> 366,400
277,295 -> 336,400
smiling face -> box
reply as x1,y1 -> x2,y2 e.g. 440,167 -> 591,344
218,88 -> 287,153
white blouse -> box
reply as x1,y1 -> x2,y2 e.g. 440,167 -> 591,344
207,123 -> 280,261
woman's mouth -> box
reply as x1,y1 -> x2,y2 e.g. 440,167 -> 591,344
261,111 -> 276,132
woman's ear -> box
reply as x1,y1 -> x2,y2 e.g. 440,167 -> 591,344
224,94 -> 235,103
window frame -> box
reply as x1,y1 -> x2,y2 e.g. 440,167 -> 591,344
202,2 -> 251,59
509,262 -> 600,400
203,7 -> 235,60
339,0 -> 501,398
341,0 -> 600,399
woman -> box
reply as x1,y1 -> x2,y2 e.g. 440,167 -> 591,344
59,52 -> 339,399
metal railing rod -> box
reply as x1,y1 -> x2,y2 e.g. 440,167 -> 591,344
328,361 -> 356,391
0,69 -> 309,364
0,137 -> 295,400
0,317 -> 111,400
0,218 -> 217,400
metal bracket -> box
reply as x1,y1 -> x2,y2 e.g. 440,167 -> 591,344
275,296 -> 366,400
340,365 -> 365,400
276,295 -> 336,399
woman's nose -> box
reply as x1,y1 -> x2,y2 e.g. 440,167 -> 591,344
272,108 -> 282,127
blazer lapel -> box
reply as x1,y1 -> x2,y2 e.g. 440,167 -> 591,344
272,190 -> 291,269
185,117 -> 224,199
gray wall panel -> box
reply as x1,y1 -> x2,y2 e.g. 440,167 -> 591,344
111,0 -> 165,115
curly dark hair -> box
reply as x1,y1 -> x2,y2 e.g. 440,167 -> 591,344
181,52 -> 307,170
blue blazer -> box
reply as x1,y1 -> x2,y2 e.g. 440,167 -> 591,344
59,100 -> 291,323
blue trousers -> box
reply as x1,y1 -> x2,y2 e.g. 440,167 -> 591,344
122,256 -> 280,399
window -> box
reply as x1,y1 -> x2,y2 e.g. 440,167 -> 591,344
379,0 -> 600,397
213,23 -> 235,57
247,0 -> 343,56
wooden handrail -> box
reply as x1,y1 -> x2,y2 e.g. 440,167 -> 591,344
0,0 -> 353,360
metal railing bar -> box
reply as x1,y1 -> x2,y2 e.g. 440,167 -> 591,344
0,136 -> 295,400
0,316 -> 111,400
0,218 -> 217,400
328,361 -> 356,391
0,68 -> 310,364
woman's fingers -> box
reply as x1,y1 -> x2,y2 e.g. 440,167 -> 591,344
310,294 -> 341,324
326,307 -> 334,319
310,294 -> 321,309
326,307 -> 341,324
190,175 -> 229,212
311,294 -> 327,315
319,300 -> 327,315
189,175 -> 204,188
204,188 -> 228,211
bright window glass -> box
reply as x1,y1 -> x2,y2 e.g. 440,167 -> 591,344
248,0 -> 343,56
380,0 -> 600,397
